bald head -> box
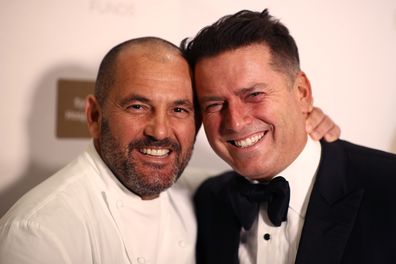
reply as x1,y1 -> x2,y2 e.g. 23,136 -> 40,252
95,37 -> 185,106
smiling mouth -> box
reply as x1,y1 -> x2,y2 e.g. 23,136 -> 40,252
230,132 -> 265,148
139,148 -> 170,157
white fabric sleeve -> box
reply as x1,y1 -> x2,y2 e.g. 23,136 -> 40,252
0,220 -> 72,264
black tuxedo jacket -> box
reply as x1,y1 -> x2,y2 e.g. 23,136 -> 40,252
194,140 -> 396,263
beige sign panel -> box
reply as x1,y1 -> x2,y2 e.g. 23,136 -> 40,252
56,79 -> 95,138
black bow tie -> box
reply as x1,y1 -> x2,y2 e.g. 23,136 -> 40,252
228,175 -> 290,230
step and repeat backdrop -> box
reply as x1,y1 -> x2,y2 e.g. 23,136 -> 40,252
1,0 -> 395,216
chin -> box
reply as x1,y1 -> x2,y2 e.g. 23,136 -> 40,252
234,165 -> 270,180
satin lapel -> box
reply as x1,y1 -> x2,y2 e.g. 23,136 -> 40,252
295,141 -> 364,264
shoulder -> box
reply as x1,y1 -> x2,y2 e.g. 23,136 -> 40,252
0,151 -> 99,228
323,139 -> 396,171
0,151 -> 115,263
194,170 -> 237,203
197,170 -> 236,191
320,139 -> 396,191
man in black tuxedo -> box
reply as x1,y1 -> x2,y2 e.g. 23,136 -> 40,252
181,9 -> 396,264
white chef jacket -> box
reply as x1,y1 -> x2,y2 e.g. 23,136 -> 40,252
0,143 -> 197,264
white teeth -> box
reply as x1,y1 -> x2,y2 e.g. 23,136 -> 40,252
234,132 -> 264,148
140,148 -> 170,156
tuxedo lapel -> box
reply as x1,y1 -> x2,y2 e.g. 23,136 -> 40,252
295,141 -> 364,264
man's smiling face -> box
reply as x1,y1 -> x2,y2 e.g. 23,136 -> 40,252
96,46 -> 196,199
195,43 -> 312,181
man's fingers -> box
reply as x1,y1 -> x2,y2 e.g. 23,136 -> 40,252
306,107 -> 325,133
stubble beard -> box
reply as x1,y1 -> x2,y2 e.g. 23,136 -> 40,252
99,120 -> 193,198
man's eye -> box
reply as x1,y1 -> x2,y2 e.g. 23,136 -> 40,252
250,92 -> 262,97
173,107 -> 191,115
127,104 -> 145,111
172,107 -> 191,118
131,104 -> 142,109
174,107 -> 187,113
247,92 -> 264,102
205,103 -> 223,113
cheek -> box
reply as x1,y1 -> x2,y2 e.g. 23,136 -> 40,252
247,105 -> 278,133
202,112 -> 221,131
268,96 -> 300,122
107,118 -> 141,144
202,118 -> 220,145
202,119 -> 230,159
275,104 -> 306,139
175,120 -> 197,145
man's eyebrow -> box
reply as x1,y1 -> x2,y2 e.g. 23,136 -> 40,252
173,99 -> 194,109
119,96 -> 193,109
200,95 -> 225,103
119,95 -> 150,106
200,84 -> 267,102
236,84 -> 267,95
238,87 -> 256,94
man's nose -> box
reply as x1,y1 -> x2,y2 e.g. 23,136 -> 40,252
144,112 -> 170,140
222,102 -> 250,133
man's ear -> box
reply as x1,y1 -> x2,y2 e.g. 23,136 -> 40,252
85,95 -> 102,139
294,71 -> 313,114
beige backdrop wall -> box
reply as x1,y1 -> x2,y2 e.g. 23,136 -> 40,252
1,0 -> 395,216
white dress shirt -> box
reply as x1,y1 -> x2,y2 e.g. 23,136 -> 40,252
239,137 -> 322,264
0,142 -> 196,264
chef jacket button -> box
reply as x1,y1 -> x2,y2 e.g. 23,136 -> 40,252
263,233 -> 271,240
178,240 -> 187,248
116,200 -> 124,208
137,257 -> 146,264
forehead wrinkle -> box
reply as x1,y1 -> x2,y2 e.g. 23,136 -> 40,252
116,50 -> 190,85
121,42 -> 182,65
